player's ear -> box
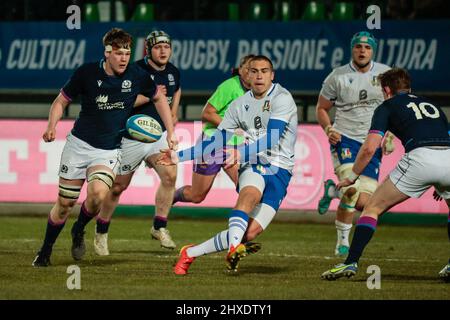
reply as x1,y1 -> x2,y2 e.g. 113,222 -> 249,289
271,71 -> 275,81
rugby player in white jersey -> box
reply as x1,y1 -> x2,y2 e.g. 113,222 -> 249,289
316,31 -> 394,257
158,55 -> 298,274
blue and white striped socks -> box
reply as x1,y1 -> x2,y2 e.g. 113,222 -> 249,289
228,210 -> 249,250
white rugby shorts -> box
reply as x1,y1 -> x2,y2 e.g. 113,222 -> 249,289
59,133 -> 121,180
389,147 -> 450,199
118,131 -> 169,175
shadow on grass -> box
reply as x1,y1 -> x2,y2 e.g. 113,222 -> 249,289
240,265 -> 290,275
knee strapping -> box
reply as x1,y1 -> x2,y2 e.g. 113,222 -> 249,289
336,164 -> 360,211
87,170 -> 115,189
59,184 -> 81,200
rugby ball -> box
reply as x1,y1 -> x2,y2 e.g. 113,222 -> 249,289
126,114 -> 162,143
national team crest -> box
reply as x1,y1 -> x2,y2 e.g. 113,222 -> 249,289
121,80 -> 132,92
371,75 -> 379,86
341,148 -> 352,160
256,164 -> 267,174
262,100 -> 270,112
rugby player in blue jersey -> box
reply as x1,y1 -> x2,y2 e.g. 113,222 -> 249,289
32,28 -> 177,267
321,68 -> 450,281
93,31 -> 181,254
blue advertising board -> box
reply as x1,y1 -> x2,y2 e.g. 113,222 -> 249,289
0,20 -> 449,93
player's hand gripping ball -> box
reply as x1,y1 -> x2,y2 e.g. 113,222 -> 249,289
126,114 -> 162,143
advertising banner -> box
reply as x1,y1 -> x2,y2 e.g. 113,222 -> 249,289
0,21 -> 449,93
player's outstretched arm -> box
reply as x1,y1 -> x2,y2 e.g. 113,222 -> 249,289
225,118 -> 288,169
43,93 -> 70,142
153,88 -> 178,150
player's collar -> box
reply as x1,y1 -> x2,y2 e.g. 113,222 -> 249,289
250,83 -> 276,98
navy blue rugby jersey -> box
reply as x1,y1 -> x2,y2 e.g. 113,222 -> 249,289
131,57 -> 180,132
61,59 -> 157,150
369,92 -> 450,152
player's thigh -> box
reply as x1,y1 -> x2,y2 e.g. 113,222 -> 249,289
191,171 -> 217,197
236,167 -> 264,212
363,176 -> 410,217
111,173 -> 134,194
146,153 -> 177,186
223,164 -> 239,186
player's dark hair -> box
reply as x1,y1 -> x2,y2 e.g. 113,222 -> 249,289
103,28 -> 133,50
249,55 -> 273,70
378,68 -> 411,94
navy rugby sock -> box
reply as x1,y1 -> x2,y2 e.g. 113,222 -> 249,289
345,216 -> 377,265
74,202 -> 96,232
153,215 -> 168,230
96,217 -> 110,234
42,215 -> 66,252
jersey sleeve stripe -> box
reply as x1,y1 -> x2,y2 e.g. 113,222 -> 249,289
369,130 -> 385,137
60,89 -> 72,102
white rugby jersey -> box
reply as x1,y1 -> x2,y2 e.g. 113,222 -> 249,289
320,61 -> 390,143
218,83 -> 298,173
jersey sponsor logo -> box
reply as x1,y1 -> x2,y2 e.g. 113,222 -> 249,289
96,95 -> 108,103
121,80 -> 132,92
341,148 -> 352,160
262,100 -> 270,112
95,95 -> 125,110
97,80 -> 102,87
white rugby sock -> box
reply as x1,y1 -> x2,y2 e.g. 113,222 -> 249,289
335,220 -> 353,247
228,210 -> 249,250
187,230 -> 228,258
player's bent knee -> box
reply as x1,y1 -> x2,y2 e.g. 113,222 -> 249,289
159,171 -> 177,187
191,193 -> 207,204
110,182 -> 127,196
57,196 -> 77,211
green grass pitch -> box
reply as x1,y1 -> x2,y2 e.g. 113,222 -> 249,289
0,216 -> 448,300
